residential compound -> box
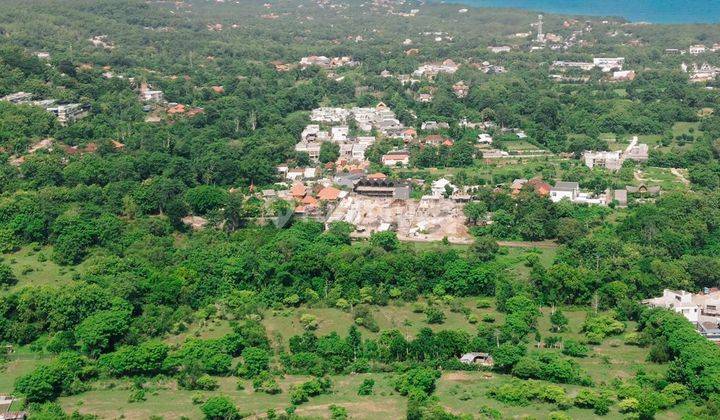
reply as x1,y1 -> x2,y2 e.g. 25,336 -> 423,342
0,92 -> 88,126
583,136 -> 648,171
682,62 -> 720,83
139,82 -> 164,102
297,103 -> 405,162
551,57 -> 625,73
644,289 -> 720,342
413,59 -> 459,78
299,55 -> 359,69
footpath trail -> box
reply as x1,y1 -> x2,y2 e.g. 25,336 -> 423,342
670,168 -> 691,186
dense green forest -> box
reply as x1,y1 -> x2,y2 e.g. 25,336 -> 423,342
1,0 -> 720,419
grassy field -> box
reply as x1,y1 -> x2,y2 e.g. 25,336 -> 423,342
59,373 -> 405,419
671,121 -> 701,137
1,245 -> 84,293
633,166 -> 689,191
0,243 -> 677,419
48,304 -> 670,419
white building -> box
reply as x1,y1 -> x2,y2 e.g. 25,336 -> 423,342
551,61 -> 595,71
48,103 -> 89,126
477,133 -> 493,144
593,57 -> 625,72
382,150 -> 410,166
488,46 -> 512,53
431,178 -> 457,197
689,44 -> 707,55
331,126 -> 349,142
550,181 -> 579,202
584,150 -> 623,171
643,290 -> 701,323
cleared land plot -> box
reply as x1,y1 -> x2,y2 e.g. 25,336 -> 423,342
59,373 -> 405,419
1,245 -> 82,293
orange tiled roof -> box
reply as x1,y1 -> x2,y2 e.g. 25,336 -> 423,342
290,182 -> 306,197
317,186 -> 341,201
302,195 -> 318,205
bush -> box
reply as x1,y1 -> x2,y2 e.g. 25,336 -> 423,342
511,352 -> 591,385
358,378 -> 375,396
618,397 -> 639,413
476,298 -> 492,309
300,314 -> 318,331
289,377 -> 332,405
624,332 -> 642,346
353,306 -> 379,332
574,389 -> 611,415
195,374 -> 219,391
238,347 -> 270,378
329,404 -> 348,420
424,306 -> 445,324
201,396 -> 240,420
99,342 -> 169,377
581,314 -> 625,343
561,340 -> 589,358
0,262 -> 17,286
394,367 -> 441,396
252,371 -> 281,394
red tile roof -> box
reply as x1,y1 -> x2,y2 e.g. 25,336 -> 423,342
317,186 -> 341,201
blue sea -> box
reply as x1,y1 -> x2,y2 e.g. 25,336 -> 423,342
439,0 -> 720,24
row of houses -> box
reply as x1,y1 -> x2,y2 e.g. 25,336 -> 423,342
551,57 -> 625,72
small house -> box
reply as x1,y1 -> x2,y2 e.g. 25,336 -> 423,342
460,352 -> 494,367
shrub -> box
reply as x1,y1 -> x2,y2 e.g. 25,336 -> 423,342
353,306 -> 379,332
581,314 -> 625,343
195,375 -> 220,391
486,379 -> 539,406
424,306 -> 445,324
561,340 -> 589,358
300,314 -> 318,331
290,377 -> 332,405
661,383 -> 689,406
252,371 -> 281,394
0,262 -> 17,286
201,396 -> 240,420
476,298 -> 492,309
624,332 -> 642,346
618,397 -> 639,413
511,352 -> 591,385
394,367 -> 441,396
358,378 -> 375,396
329,404 -> 348,420
99,342 -> 169,377
574,389 -> 611,415
238,347 -> 270,378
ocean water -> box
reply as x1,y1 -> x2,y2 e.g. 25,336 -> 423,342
442,0 -> 720,24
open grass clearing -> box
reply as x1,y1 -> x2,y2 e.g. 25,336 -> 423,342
59,373 -> 405,419
1,245 -> 83,293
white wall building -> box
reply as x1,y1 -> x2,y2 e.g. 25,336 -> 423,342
550,181 -> 579,202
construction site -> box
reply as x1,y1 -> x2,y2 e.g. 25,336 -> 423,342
326,194 -> 472,243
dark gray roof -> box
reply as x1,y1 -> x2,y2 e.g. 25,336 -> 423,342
553,181 -> 579,191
